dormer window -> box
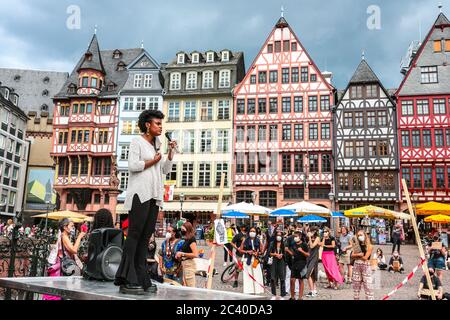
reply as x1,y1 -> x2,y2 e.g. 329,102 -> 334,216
192,53 -> 199,63
186,72 -> 197,90
11,95 -> 18,106
91,78 -> 98,88
85,52 -> 93,61
68,84 -> 77,94
113,50 -> 122,59
206,52 -> 214,63
41,104 -> 49,112
14,75 -> 21,82
4,88 -> 9,100
134,74 -> 143,88
43,77 -> 50,84
108,82 -> 116,92
42,90 -> 49,97
177,54 -> 185,64
170,73 -> 181,90
221,51 -> 229,62
81,77 -> 89,87
117,61 -> 126,71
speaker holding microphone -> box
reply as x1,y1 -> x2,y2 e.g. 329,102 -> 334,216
165,132 -> 180,153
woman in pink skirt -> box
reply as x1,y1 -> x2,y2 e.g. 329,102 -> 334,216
320,227 -> 344,289
43,230 -> 62,300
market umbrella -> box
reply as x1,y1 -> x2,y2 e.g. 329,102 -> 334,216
277,201 -> 331,217
424,214 -> 450,224
222,211 -> 250,219
297,215 -> 327,223
331,211 -> 345,218
222,202 -> 272,216
270,209 -> 297,217
416,202 -> 450,216
32,210 -> 89,221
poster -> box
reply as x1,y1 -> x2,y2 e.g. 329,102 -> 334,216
25,168 -> 56,211
214,219 -> 228,245
164,184 -> 174,201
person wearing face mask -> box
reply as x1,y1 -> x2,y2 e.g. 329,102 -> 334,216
146,234 -> 162,283
240,227 -> 264,295
175,222 -> 199,287
417,267 -> 448,300
427,235 -> 446,282
158,225 -> 184,284
289,231 -> 310,300
223,222 -> 235,267
320,227 -> 344,289
231,225 -> 247,288
387,250 -> 404,273
350,230 -> 374,300
267,230 -> 287,297
305,226 -> 321,298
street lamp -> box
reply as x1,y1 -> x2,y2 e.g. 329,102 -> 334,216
179,193 -> 185,220
328,192 -> 337,237
44,200 -> 51,233
251,191 -> 257,204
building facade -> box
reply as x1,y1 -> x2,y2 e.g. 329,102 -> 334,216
0,69 -> 68,222
334,59 -> 399,211
396,13 -> 450,210
162,49 -> 245,225
116,50 -> 164,205
233,17 -> 335,211
0,83 -> 29,218
52,34 -> 143,217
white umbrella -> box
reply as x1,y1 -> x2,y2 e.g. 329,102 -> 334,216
277,201 -> 331,216
222,202 -> 272,216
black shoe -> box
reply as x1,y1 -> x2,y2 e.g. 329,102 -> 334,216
233,281 -> 238,288
144,283 -> 158,293
119,284 -> 144,295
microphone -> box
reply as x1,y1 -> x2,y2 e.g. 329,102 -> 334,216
165,132 -> 179,153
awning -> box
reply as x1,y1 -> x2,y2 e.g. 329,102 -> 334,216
162,201 -> 229,213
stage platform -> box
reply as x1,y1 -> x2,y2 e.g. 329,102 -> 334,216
0,277 -> 266,300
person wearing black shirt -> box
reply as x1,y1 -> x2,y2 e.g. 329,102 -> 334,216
417,267 -> 447,300
388,251 -> 404,273
230,225 -> 247,288
268,230 -> 287,297
289,231 -> 309,300
175,222 -> 198,287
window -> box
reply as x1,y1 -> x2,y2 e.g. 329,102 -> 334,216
417,99 -> 429,115
72,104 -> 79,114
216,163 -> 228,187
355,141 -> 364,157
353,112 -> 363,127
267,44 -> 273,53
344,112 -> 353,127
247,99 -> 256,114
236,153 -> 245,174
376,111 -> 387,127
83,130 -> 90,143
259,191 -> 277,208
133,74 -> 143,88
14,142 -> 21,156
434,40 -> 442,52
60,105 -> 70,116
181,163 -> 194,187
412,130 -> 421,147
170,73 -> 181,90
310,74 -> 317,82
58,131 -> 68,145
250,75 -> 256,84
7,138 -> 14,153
120,172 -> 129,190
12,167 -> 19,181
121,145 -> 130,160
219,70 -> 231,88
236,126 -> 245,142
282,68 -> 289,83
258,125 -> 266,142
71,157 -> 79,175
291,42 -> 297,51
274,41 -> 281,52
98,130 -> 108,144
447,129 -> 450,146
82,77 -> 89,87
203,71 -> 214,89
301,67 -> 308,82
144,74 -> 153,88
368,141 -> 377,156
3,163 -> 10,178
0,135 -> 5,150
8,191 -> 16,207
423,167 -> 433,189
247,126 -> 256,142
282,154 -> 291,173
308,96 -> 318,112
269,98 -> 278,113
351,86 -> 363,99
177,54 -> 185,64
402,168 -> 411,188
294,124 -> 303,140
293,96 -> 303,113
366,85 -> 378,98
294,154 -> 303,173
186,72 -> 197,90
283,40 -> 290,52
401,100 -> 414,116
237,99 -> 245,114
198,163 -> 211,187
321,123 -> 330,140
191,53 -> 199,63
147,97 -> 159,110
367,111 -> 376,127
369,172 -> 382,191
121,121 -> 132,135
378,141 -> 389,156
282,125 -> 291,141
338,173 -> 349,191
184,101 -> 197,121
221,51 -> 229,62
446,40 -> 450,51
309,124 -> 318,140
269,125 -> 278,141
236,190 -> 253,203
218,100 -> 230,120
401,131 -> 410,147
200,101 -> 213,120
217,130 -> 229,152
291,67 -> 299,83
258,71 -> 267,83
320,96 -> 330,111
352,173 -> 363,191
100,105 -> 111,115
435,129 -> 444,147
206,52 -> 214,62
344,141 -> 354,158
421,66 -> 438,83
309,154 -> 319,172
183,130 -> 195,153
269,70 -> 278,83
284,188 -> 304,200
80,156 -> 88,175
258,98 -> 267,114
322,154 -> 331,172
282,97 -> 291,113
436,167 -> 445,188
168,102 -> 180,121
433,98 -> 446,114
136,97 -> 147,111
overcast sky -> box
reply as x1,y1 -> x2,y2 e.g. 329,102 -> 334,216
0,0 -> 448,89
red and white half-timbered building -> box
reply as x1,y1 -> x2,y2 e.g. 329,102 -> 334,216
233,16 -> 335,209
397,13 -> 450,209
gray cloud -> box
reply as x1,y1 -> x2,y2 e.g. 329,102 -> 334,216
0,0 -> 448,88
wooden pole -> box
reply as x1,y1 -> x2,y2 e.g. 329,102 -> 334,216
401,179 -> 436,300
206,174 -> 225,290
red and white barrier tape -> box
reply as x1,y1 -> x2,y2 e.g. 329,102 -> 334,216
382,258 -> 426,300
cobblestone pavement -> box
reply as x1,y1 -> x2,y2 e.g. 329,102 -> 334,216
156,240 -> 449,300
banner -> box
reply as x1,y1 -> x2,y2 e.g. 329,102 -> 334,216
164,184 -> 174,202
25,168 -> 56,211
214,219 -> 228,245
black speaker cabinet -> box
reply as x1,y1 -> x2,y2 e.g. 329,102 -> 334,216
83,228 -> 123,281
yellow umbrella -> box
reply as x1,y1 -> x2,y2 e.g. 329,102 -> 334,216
344,205 -> 410,220
32,210 -> 89,221
416,202 -> 450,216
424,214 -> 450,224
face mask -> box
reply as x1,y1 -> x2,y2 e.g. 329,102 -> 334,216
181,230 -> 187,236
358,235 -> 365,242
294,237 -> 300,243
276,236 -> 282,242
249,232 -> 256,238
165,232 -> 172,240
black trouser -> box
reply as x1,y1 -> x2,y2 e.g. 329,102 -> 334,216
392,238 -> 401,254
115,195 -> 159,289
224,243 -> 233,263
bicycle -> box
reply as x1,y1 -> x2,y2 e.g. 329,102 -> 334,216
221,261 -> 239,283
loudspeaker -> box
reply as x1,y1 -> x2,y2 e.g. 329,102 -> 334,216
83,228 -> 123,281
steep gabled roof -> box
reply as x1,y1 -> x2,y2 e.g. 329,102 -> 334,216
435,12 -> 450,26
349,59 -> 380,84
78,34 -> 105,74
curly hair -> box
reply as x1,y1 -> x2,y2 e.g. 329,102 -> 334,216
138,109 -> 165,133
92,208 -> 114,230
